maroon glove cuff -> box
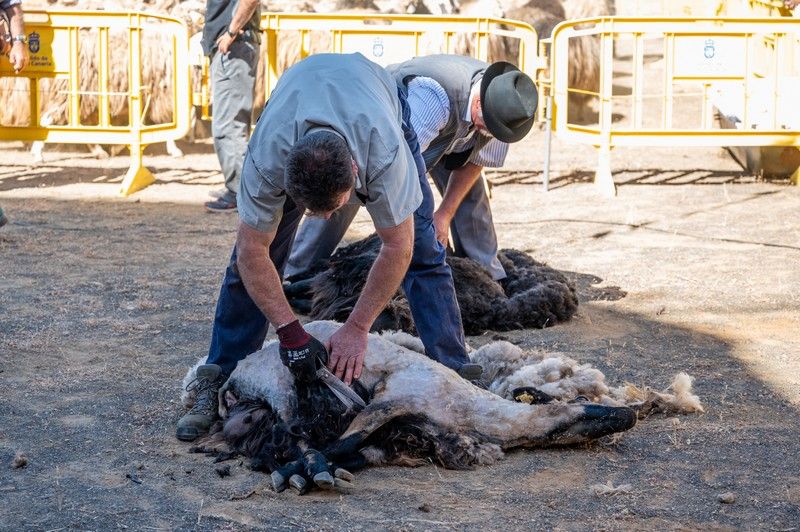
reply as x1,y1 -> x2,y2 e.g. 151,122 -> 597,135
277,319 -> 310,349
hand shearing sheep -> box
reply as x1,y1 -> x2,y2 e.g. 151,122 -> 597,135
182,321 -> 703,495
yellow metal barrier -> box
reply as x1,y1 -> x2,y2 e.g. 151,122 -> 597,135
260,13 -> 541,99
547,17 -> 800,195
199,12 -> 542,118
0,10 -> 191,196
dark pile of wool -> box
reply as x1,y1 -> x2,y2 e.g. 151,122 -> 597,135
285,234 -> 578,335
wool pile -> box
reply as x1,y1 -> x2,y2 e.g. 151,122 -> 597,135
283,234 -> 579,335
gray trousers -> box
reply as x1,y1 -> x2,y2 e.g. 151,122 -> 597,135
285,162 -> 506,280
210,39 -> 258,200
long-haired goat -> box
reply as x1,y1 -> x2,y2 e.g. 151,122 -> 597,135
184,321 -> 702,494
283,234 -> 579,335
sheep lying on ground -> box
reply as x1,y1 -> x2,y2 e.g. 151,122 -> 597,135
183,321 -> 702,494
283,234 -> 579,335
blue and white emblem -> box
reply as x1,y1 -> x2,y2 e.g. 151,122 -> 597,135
28,31 -> 40,54
703,38 -> 715,59
372,37 -> 384,58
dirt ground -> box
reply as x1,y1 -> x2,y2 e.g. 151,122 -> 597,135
2,16 -> 800,526
1,123 -> 799,530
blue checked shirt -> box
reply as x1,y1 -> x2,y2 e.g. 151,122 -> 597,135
0,0 -> 22,9
405,76 -> 509,168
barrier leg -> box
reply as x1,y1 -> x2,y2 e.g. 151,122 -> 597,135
595,144 -> 616,197
792,165 -> 800,186
542,97 -> 553,192
119,143 -> 155,196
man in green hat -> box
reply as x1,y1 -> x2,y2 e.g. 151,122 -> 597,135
284,55 -> 538,284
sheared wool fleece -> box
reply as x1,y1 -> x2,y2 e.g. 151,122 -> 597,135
289,234 -> 578,335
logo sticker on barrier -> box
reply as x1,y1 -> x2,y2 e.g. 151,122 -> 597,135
704,38 -> 715,59
372,37 -> 384,58
28,31 -> 40,54
340,33 -> 417,67
26,29 -> 59,70
674,35 -> 745,77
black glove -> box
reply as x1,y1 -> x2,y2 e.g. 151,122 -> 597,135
277,320 -> 327,382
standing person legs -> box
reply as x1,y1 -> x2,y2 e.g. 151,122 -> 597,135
397,91 -> 470,372
429,163 -> 505,281
177,197 -> 304,440
208,40 -> 258,208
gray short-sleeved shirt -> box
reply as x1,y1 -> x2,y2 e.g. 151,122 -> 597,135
238,53 -> 422,233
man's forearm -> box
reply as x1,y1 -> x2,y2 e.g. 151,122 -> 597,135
347,236 -> 412,332
237,241 -> 297,329
437,162 -> 483,220
229,0 -> 259,34
7,5 -> 24,35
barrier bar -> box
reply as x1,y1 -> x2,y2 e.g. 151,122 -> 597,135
549,17 -> 800,194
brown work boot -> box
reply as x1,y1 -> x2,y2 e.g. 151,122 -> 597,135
176,364 -> 225,442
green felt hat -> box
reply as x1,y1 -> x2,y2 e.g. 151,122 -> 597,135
480,61 -> 538,143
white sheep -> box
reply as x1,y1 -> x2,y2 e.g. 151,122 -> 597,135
183,320 -> 702,494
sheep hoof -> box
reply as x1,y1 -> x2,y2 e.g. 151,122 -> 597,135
553,405 -> 637,444
513,387 -> 555,405
271,471 -> 288,493
289,474 -> 308,493
313,471 -> 335,489
333,478 -> 355,492
334,468 -> 354,482
272,459 -> 305,493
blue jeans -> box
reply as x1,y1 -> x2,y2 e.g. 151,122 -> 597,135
206,88 -> 468,375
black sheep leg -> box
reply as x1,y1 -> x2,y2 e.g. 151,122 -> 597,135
271,446 -> 356,495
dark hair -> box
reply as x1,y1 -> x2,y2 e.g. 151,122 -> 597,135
285,131 -> 354,213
